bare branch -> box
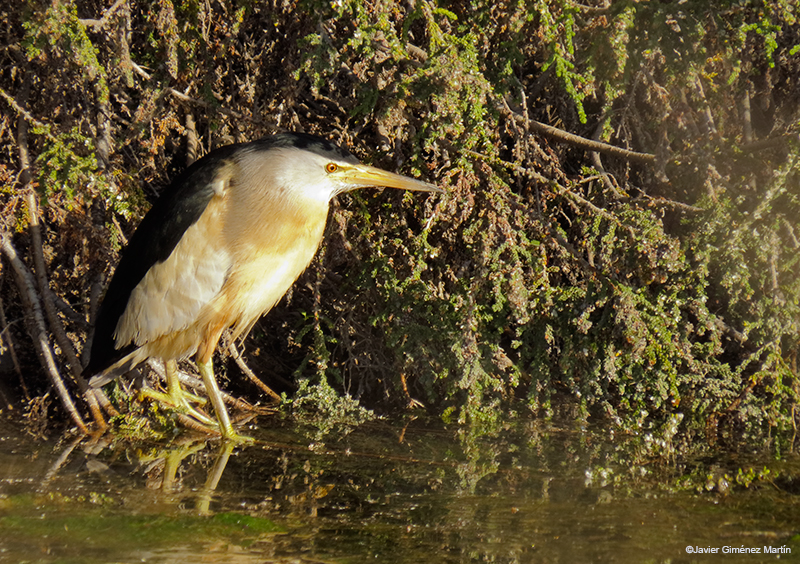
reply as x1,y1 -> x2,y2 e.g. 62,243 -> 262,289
0,232 -> 88,434
740,133 -> 800,154
0,87 -> 60,144
185,111 -> 198,166
742,91 -> 753,145
78,0 -> 128,31
227,341 -> 282,402
24,192 -> 107,430
590,117 -> 624,197
130,62 -> 270,125
498,102 -> 657,164
528,119 -> 657,164
0,296 -> 28,401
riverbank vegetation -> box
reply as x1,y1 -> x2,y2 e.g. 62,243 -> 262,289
0,0 -> 798,459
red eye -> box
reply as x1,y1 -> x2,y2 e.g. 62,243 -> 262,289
325,162 -> 338,173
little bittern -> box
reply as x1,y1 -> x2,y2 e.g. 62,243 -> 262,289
85,132 -> 442,440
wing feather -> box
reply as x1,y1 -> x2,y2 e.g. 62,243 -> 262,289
115,201 -> 232,347
84,151 -> 239,377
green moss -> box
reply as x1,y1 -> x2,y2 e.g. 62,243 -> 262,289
0,509 -> 283,559
2,0 -> 799,458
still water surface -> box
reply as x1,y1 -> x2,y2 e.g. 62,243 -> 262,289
0,415 -> 797,563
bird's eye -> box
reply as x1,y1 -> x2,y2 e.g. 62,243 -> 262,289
325,162 -> 338,173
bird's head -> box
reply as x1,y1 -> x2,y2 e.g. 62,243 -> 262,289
246,133 -> 443,203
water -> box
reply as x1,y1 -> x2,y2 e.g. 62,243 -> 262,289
0,415 -> 797,563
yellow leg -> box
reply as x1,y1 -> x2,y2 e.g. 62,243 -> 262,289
165,360 -> 207,406
197,358 -> 252,442
140,360 -> 216,427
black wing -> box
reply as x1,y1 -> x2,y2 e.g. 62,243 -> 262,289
84,143 -> 244,377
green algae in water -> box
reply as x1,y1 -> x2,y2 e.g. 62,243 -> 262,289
0,504 -> 284,563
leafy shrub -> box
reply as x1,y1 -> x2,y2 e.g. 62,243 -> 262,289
0,0 -> 797,456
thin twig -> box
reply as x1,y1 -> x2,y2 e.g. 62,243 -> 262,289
590,117 -> 624,197
15,79 -> 102,423
465,148 -> 701,214
742,91 -> 753,145
528,119 -> 656,164
24,192 -> 107,430
0,295 -> 28,400
82,272 -> 106,369
1,232 -> 88,434
15,76 -> 32,187
544,222 -> 614,283
624,195 -> 704,213
463,149 -> 553,186
694,78 -> 718,138
227,341 -> 282,401
78,0 -> 127,30
51,294 -> 89,328
498,102 -> 657,164
117,0 -> 134,88
94,87 -> 112,172
740,133 -> 800,153
0,87 -> 61,145
40,433 -> 85,486
185,110 -> 198,166
130,62 -> 267,125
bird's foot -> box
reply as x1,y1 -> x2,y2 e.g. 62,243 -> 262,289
139,387 -> 218,428
139,387 -> 254,442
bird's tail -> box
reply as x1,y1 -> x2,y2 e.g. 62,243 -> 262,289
87,348 -> 148,388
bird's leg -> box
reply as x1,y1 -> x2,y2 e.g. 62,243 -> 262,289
197,358 -> 252,442
164,360 -> 207,407
140,360 -> 217,427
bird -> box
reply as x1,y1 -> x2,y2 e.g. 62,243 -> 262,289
84,132 -> 442,440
